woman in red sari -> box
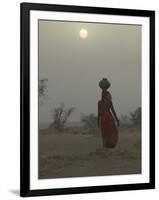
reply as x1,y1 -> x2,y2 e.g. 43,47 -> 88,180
98,78 -> 119,148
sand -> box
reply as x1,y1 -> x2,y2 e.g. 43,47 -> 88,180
38,127 -> 141,179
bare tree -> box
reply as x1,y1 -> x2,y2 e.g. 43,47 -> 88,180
39,79 -> 48,98
39,79 -> 48,105
50,103 -> 75,130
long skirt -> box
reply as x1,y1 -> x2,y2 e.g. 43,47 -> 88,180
101,114 -> 118,148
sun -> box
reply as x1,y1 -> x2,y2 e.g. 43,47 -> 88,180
79,29 -> 88,39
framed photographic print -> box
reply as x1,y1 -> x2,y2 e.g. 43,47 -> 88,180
20,2 -> 155,197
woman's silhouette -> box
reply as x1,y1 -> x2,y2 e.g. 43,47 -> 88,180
98,78 -> 119,148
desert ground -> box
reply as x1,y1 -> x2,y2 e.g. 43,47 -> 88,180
38,127 -> 141,179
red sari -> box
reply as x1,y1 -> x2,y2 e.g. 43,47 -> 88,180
98,90 -> 118,148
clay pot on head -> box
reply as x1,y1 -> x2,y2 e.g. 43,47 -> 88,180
99,78 -> 111,90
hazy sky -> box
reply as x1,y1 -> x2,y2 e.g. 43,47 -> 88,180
39,20 -> 141,124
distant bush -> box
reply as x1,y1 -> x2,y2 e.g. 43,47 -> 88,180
119,107 -> 141,128
130,107 -> 141,127
50,103 -> 75,130
119,115 -> 132,128
80,113 -> 98,134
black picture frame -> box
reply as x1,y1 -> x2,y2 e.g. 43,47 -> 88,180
20,2 -> 155,197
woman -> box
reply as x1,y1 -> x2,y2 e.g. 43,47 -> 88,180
98,78 -> 119,148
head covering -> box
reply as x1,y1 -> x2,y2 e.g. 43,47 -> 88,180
99,78 -> 111,90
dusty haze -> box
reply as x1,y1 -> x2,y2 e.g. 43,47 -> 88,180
38,20 -> 141,124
